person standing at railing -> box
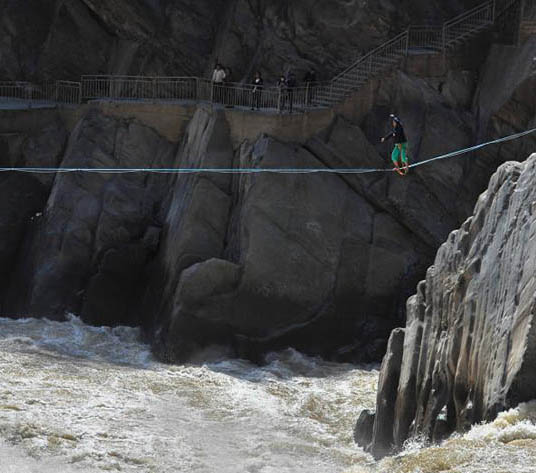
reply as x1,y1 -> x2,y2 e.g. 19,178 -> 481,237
381,114 -> 410,176
277,74 -> 287,113
304,68 -> 317,107
224,67 -> 234,108
212,63 -> 226,103
285,71 -> 297,114
251,72 -> 264,110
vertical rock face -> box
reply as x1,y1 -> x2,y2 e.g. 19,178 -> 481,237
359,154 -> 536,458
0,0 -> 477,81
139,106 -> 236,359
0,120 -> 67,309
141,105 -> 429,361
2,110 -> 175,325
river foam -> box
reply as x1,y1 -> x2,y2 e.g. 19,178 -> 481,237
345,401 -> 536,473
0,316 -> 377,472
2,315 -> 535,473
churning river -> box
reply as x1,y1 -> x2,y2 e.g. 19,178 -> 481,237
1,316 -> 535,473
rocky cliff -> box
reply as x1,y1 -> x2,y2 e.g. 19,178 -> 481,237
0,29 -> 534,363
0,0 -> 478,82
356,153 -> 536,458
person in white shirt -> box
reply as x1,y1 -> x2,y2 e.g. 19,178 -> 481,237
212,64 -> 226,83
212,64 -> 226,103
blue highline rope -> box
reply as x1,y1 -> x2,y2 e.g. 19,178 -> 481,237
1,128 -> 534,175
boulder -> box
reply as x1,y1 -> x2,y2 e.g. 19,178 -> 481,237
354,409 -> 375,449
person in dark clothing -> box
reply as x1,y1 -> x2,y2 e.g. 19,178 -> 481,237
277,74 -> 287,113
304,68 -> 317,107
224,67 -> 234,108
285,71 -> 297,113
381,114 -> 410,175
251,71 -> 264,110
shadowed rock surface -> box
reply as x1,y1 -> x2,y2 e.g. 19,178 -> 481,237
0,0 -> 479,82
1,110 -> 175,325
358,153 -> 536,458
0,25 -> 534,362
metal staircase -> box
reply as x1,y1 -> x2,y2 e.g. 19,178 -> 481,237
315,0 -> 523,107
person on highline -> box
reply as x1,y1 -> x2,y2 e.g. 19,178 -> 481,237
381,114 -> 410,176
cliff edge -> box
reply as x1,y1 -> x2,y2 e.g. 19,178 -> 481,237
357,153 -> 536,458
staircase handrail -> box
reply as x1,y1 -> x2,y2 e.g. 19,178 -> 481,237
333,30 -> 409,82
494,0 -> 522,16
444,1 -> 493,29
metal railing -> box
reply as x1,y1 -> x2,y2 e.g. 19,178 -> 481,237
316,0 -> 524,106
408,26 -> 444,51
443,1 -> 494,48
0,80 -> 80,105
0,0 -> 526,111
82,75 -> 333,112
521,0 -> 536,18
81,75 -> 200,102
56,81 -> 81,104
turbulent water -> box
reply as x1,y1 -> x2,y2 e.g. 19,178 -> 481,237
1,316 -> 535,473
0,316 -> 377,472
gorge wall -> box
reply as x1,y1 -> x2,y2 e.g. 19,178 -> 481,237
0,34 -> 534,363
357,152 -> 536,458
1,0 -> 479,82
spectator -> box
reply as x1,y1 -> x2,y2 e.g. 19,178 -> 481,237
277,74 -> 287,113
303,68 -> 317,107
285,71 -> 297,114
251,71 -> 264,110
224,67 -> 234,108
212,63 -> 226,103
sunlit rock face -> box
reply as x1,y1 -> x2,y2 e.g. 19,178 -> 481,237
358,153 -> 536,458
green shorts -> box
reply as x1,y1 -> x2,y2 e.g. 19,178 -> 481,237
391,142 -> 409,164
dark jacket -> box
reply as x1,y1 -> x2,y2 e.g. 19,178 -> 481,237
253,77 -> 264,92
286,73 -> 297,88
383,121 -> 407,144
304,71 -> 317,84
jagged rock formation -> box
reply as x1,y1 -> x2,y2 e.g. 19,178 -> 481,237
357,153 -> 536,458
0,0 -> 478,82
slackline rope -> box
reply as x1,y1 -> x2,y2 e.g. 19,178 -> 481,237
1,128 -> 535,175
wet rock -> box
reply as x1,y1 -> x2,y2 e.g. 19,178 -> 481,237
365,153 -> 536,457
370,328 -> 405,459
354,409 -> 375,449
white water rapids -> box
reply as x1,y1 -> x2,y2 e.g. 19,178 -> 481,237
1,316 -> 535,473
